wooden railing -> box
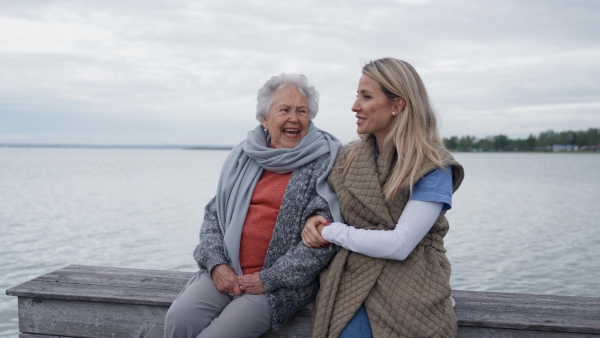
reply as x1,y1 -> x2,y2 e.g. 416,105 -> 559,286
6,265 -> 600,337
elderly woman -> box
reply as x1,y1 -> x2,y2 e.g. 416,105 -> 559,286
164,73 -> 342,338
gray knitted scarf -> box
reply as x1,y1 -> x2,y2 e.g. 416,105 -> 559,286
216,121 -> 342,275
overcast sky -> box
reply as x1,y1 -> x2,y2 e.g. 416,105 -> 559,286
1,0 -> 599,146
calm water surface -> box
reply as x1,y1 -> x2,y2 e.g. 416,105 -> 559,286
445,153 -> 600,296
1,149 -> 599,336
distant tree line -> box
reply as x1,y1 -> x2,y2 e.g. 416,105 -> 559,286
443,128 -> 600,152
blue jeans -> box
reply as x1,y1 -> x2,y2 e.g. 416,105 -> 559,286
340,304 -> 373,338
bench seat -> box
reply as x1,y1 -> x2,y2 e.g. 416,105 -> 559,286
6,265 -> 600,337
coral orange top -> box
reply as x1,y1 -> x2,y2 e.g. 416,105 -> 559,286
239,170 -> 292,275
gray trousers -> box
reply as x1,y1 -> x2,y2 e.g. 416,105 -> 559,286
164,273 -> 272,338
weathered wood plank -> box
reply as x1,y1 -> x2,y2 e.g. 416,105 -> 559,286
262,312 -> 312,338
59,264 -> 190,277
457,308 -> 600,334
6,265 -> 600,337
454,289 -> 600,310
457,326 -> 600,338
18,297 -> 165,338
453,290 -> 600,334
16,296 -> 311,338
8,280 -> 177,306
32,269 -> 191,291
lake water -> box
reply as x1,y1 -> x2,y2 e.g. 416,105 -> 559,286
1,148 -> 599,336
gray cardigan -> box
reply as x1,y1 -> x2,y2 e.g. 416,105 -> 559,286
192,153 -> 338,329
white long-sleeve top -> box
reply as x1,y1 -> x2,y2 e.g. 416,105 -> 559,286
321,200 -> 443,261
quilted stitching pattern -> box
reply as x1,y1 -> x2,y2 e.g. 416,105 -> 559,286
313,136 -> 464,338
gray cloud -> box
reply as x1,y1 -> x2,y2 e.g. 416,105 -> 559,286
1,0 -> 598,145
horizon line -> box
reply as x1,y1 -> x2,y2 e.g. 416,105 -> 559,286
0,143 -> 234,150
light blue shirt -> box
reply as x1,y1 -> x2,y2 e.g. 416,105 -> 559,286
374,144 -> 453,210
411,166 -> 453,210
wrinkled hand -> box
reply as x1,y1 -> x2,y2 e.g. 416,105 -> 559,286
211,264 -> 242,296
301,214 -> 330,248
237,272 -> 266,295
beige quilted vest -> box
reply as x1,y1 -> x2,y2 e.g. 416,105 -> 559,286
312,136 -> 464,338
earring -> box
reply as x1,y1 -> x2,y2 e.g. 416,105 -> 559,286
392,111 -> 397,116
264,128 -> 268,132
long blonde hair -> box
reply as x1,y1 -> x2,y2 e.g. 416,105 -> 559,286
343,58 -> 446,201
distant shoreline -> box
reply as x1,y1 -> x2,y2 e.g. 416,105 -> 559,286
0,144 -> 234,150
449,150 -> 599,153
2,144 -> 598,153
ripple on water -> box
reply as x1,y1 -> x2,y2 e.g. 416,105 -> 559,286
2,150 -> 600,337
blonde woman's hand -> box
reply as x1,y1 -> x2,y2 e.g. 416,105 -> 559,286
237,272 -> 266,294
301,214 -> 330,248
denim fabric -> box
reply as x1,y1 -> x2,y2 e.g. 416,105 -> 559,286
340,304 -> 372,338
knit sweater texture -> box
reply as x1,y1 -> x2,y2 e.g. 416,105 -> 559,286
192,153 -> 339,330
312,135 -> 465,338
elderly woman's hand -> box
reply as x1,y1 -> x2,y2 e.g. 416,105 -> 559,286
301,214 -> 330,248
237,272 -> 266,295
211,264 -> 242,296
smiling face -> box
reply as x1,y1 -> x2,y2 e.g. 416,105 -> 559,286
261,85 -> 310,149
352,74 -> 401,142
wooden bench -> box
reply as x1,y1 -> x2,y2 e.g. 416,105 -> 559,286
6,265 -> 600,337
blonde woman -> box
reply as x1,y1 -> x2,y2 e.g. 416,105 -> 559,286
302,58 -> 465,338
